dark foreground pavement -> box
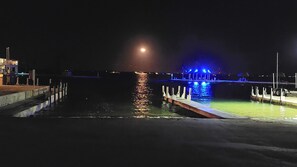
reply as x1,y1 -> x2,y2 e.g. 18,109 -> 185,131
0,118 -> 297,167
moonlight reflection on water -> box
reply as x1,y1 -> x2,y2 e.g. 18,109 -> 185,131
133,73 -> 152,113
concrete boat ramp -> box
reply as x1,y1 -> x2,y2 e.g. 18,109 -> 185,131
162,85 -> 244,119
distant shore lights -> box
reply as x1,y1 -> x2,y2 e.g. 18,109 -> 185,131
185,68 -> 211,74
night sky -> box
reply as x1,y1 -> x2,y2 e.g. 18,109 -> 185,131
0,0 -> 297,73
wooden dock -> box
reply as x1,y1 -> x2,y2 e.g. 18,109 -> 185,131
162,86 -> 243,119
251,86 -> 297,107
0,82 -> 68,117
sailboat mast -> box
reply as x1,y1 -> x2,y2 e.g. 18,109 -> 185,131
276,52 -> 279,89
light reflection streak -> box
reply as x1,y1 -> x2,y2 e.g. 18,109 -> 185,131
190,82 -> 212,97
133,73 -> 152,114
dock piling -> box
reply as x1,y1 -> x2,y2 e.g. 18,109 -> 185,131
65,82 -> 68,96
262,87 -> 265,101
36,78 -> 39,86
272,73 -> 275,89
270,88 -> 273,103
49,84 -> 52,107
251,86 -> 255,96
16,77 -> 19,85
172,88 -> 176,100
162,85 -> 166,97
58,84 -> 60,102
187,88 -> 192,101
61,83 -> 64,101
295,73 -> 297,89
255,86 -> 259,98
280,88 -> 283,103
177,86 -> 181,98
166,86 -> 170,98
53,85 -> 56,104
26,78 -> 29,85
181,87 -> 186,99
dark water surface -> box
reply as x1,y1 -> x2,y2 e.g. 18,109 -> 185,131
37,73 -> 199,118
36,73 -> 297,120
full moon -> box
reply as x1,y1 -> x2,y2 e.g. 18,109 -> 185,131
140,48 -> 146,53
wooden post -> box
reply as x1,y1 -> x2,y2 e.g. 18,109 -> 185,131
177,86 -> 181,98
32,69 -> 36,86
162,85 -> 166,97
280,88 -> 283,104
181,87 -> 186,99
270,87 -> 273,103
172,87 -> 176,100
16,77 -> 19,85
49,84 -> 52,107
187,88 -> 192,101
166,86 -> 170,98
58,83 -> 60,102
26,78 -> 29,85
272,73 -> 275,89
53,85 -> 56,104
255,86 -> 259,98
65,82 -> 68,96
262,87 -> 265,102
49,78 -> 52,85
295,73 -> 297,89
36,78 -> 39,86
63,83 -> 66,98
61,83 -> 64,100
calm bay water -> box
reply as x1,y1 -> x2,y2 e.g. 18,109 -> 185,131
37,73 -> 196,118
36,73 -> 297,120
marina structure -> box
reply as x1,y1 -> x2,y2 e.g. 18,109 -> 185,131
162,85 -> 242,119
0,80 -> 68,117
0,47 -> 18,85
250,86 -> 297,107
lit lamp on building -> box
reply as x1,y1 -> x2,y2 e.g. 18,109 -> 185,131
0,47 -> 18,85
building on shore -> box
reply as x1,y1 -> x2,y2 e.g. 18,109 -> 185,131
0,47 -> 18,85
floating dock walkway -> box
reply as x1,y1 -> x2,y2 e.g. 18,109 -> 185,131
162,86 -> 242,119
251,86 -> 297,107
0,82 -> 68,117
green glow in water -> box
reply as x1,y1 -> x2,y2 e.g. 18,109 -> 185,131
205,100 -> 297,120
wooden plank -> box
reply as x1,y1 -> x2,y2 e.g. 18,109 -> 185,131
164,97 -> 241,119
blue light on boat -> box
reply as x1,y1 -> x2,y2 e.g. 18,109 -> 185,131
194,82 -> 198,85
207,70 -> 211,73
202,69 -> 206,73
194,69 -> 198,73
